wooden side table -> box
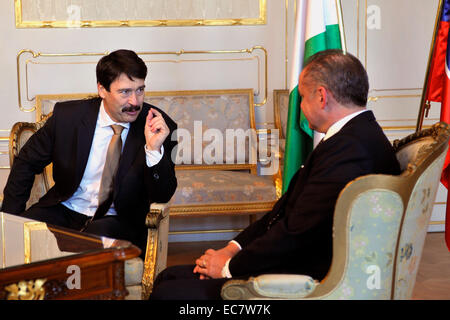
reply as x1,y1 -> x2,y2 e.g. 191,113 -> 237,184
0,212 -> 140,300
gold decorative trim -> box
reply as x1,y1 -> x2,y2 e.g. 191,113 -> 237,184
23,221 -> 104,264
142,203 -> 168,299
47,226 -> 104,244
273,89 -> 289,139
5,278 -> 47,300
429,220 -> 445,225
142,227 -> 157,300
169,228 -> 244,235
379,118 -> 440,122
169,201 -> 276,217
1,213 -> 5,268
381,125 -> 432,131
15,0 -> 266,28
23,221 -> 47,264
175,163 -> 257,175
18,47 -> 268,114
368,94 -> 422,102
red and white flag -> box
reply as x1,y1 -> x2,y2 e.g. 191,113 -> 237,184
425,0 -> 450,251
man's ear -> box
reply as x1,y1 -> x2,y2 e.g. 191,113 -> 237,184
97,83 -> 106,99
317,86 -> 328,109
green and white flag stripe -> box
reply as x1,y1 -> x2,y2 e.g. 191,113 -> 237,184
282,0 -> 343,194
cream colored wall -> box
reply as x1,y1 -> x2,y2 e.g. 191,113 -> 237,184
0,1 -> 446,240
0,0 -> 285,242
340,0 -> 445,232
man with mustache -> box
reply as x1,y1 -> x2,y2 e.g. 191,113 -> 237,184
2,49 -> 177,254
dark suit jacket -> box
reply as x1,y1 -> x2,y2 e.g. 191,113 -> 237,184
229,110 -> 401,280
2,97 -> 177,230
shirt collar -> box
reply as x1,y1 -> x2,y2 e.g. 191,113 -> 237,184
323,109 -> 368,141
99,100 -> 130,130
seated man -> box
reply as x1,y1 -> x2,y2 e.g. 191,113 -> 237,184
149,49 -> 401,300
1,49 -> 177,255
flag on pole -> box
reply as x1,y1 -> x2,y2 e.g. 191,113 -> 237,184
424,0 -> 450,251
282,0 -> 343,193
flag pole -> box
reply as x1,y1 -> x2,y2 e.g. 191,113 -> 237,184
416,0 -> 444,132
335,0 -> 347,54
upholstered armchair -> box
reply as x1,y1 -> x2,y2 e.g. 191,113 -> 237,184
221,122 -> 450,300
6,117 -> 167,300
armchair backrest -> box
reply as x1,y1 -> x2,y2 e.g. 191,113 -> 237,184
144,89 -> 257,171
9,117 -> 54,210
308,122 -> 450,300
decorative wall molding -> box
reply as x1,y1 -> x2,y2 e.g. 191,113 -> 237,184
16,47 -> 268,117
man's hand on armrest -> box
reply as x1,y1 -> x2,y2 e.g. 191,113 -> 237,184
193,241 -> 242,279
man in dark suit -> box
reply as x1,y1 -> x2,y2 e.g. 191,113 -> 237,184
1,49 -> 177,254
149,49 -> 401,300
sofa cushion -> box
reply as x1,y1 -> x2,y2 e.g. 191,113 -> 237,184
170,170 -> 277,206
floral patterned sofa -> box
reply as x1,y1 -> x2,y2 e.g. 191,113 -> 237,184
34,90 -> 280,219
221,122 -> 450,300
144,89 -> 280,218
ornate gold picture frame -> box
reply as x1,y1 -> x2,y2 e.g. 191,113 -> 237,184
15,0 -> 266,28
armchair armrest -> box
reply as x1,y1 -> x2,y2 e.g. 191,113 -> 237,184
141,202 -> 170,300
221,274 -> 317,300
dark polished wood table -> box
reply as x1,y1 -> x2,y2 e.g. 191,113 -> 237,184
0,212 -> 140,300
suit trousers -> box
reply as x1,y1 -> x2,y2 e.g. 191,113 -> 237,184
21,203 -> 147,258
150,264 -> 231,300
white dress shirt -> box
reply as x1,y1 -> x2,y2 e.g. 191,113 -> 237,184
62,101 -> 164,217
221,109 -> 369,278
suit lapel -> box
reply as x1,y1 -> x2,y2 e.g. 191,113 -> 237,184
115,107 -> 147,193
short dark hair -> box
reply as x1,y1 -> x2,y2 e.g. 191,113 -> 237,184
96,49 -> 147,91
302,49 -> 369,107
